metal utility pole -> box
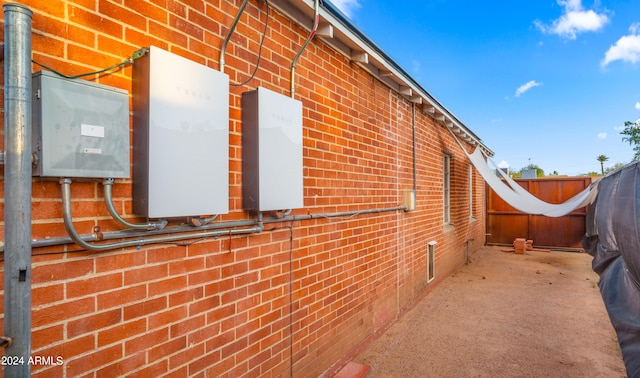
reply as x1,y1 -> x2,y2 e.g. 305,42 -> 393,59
3,3 -> 33,377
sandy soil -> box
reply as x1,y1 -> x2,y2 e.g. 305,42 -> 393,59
356,247 -> 626,377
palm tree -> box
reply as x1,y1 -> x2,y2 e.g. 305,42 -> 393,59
596,154 -> 609,175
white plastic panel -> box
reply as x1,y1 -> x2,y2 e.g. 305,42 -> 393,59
133,46 -> 229,218
242,87 -> 303,211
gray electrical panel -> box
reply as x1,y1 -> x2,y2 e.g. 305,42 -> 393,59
242,87 -> 304,212
32,70 -> 130,178
132,46 -> 230,218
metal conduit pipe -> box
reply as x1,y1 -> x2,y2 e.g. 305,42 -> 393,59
290,0 -> 319,98
24,218 -> 259,250
62,178 -> 264,252
3,3 -> 33,376
189,214 -> 219,227
219,0 -> 250,72
102,178 -> 167,231
412,103 -> 417,192
27,199 -> 405,252
265,206 -> 407,224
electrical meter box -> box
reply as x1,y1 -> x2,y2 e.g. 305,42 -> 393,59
32,70 -> 130,178
242,87 -> 303,212
132,46 -> 230,218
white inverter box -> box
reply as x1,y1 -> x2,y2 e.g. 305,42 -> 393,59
242,87 -> 303,212
133,46 -> 229,218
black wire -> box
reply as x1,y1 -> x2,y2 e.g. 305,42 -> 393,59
0,247 -> 89,262
230,0 -> 270,87
265,222 -> 295,377
31,48 -> 149,80
32,59 -> 126,79
288,222 -> 294,378
0,234 -> 211,260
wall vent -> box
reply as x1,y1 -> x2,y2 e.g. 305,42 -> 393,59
428,241 -> 437,283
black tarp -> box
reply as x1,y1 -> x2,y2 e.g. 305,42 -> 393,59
583,162 -> 640,377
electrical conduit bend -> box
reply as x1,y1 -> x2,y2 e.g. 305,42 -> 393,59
102,178 -> 167,231
61,178 -> 263,252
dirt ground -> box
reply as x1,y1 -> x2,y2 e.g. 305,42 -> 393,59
355,247 -> 626,377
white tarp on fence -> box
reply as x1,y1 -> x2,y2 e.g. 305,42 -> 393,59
467,147 -> 599,217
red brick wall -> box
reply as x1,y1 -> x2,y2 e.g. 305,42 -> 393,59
1,0 -> 486,376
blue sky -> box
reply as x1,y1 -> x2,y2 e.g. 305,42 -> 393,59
329,0 -> 640,175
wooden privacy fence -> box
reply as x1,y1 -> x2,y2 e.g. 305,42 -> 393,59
486,176 -> 593,250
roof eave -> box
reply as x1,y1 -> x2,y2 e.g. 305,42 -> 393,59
269,0 -> 493,156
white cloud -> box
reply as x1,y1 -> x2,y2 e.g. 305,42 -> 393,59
329,0 -> 361,18
515,80 -> 542,97
410,59 -> 421,75
635,102 -> 640,110
601,23 -> 640,67
597,132 -> 607,140
534,0 -> 609,40
497,160 -> 510,169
